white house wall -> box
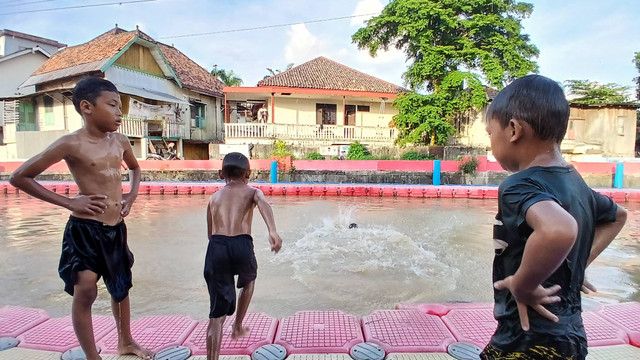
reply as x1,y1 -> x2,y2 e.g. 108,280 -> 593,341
0,52 -> 48,97
0,35 -> 60,57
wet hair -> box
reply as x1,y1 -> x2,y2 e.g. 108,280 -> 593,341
72,77 -> 119,114
486,75 -> 569,143
222,152 -> 250,179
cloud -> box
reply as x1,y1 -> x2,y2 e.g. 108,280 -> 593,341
350,0 -> 384,26
284,23 -> 328,64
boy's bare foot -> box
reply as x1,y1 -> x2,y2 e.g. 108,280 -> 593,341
118,340 -> 153,359
231,325 -> 251,339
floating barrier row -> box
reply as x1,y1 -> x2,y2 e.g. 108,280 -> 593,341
1,303 -> 639,359
2,182 -> 640,203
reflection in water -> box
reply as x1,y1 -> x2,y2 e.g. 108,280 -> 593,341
0,194 -> 638,319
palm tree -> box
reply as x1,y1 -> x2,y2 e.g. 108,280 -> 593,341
264,63 -> 294,78
211,67 -> 243,87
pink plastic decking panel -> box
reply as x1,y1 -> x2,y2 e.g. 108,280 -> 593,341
362,310 -> 455,353
0,306 -> 49,337
441,308 -> 497,348
97,316 -> 197,354
274,311 -> 363,354
16,315 -> 114,352
583,311 -> 629,347
184,313 -> 278,355
596,302 -> 640,347
395,303 -> 494,316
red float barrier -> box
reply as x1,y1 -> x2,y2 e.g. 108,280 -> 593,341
409,187 -> 425,198
177,185 -> 192,195
340,185 -> 355,197
485,188 -> 499,199
440,187 -> 454,198
43,184 -> 56,193
0,183 -> 6,194
299,185 -> 313,196
138,184 -> 151,195
368,186 -> 382,197
395,186 -> 411,197
149,185 -> 164,195
312,185 -> 326,196
120,184 -> 130,195
286,185 -> 300,196
255,185 -> 272,196
611,191 -> 626,203
354,186 -> 368,197
469,188 -> 485,199
453,187 -> 469,199
204,185 -> 217,195
628,191 -> 640,202
325,185 -> 340,196
381,187 -> 395,197
191,185 -> 206,195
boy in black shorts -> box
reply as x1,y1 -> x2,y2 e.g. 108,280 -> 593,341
10,77 -> 151,360
204,152 -> 282,360
481,75 -> 627,359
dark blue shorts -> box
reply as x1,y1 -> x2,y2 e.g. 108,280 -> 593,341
204,234 -> 257,318
58,216 -> 134,302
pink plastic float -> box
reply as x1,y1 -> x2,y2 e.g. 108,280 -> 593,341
441,308 -> 497,348
183,313 -> 278,356
0,306 -> 49,338
17,315 -> 114,352
596,302 -> 640,347
274,311 -> 363,354
582,311 -> 629,347
362,310 -> 455,353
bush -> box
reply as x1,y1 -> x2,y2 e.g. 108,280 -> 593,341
346,141 -> 372,160
459,156 -> 479,175
401,151 -> 435,160
306,152 -> 325,160
271,140 -> 292,157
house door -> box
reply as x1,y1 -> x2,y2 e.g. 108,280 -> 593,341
345,105 -> 356,126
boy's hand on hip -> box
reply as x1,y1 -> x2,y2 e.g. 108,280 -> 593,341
269,232 -> 282,253
494,275 -> 562,331
120,193 -> 135,217
69,195 -> 107,215
581,277 -> 597,293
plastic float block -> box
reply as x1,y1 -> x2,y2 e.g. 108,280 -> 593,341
452,187 -> 469,199
611,191 -> 626,203
395,303 -> 493,316
1,183 -> 7,194
0,347 -> 62,360
596,302 -> 640,347
42,184 -> 56,193
367,186 -> 383,197
362,310 -> 455,353
485,188 -> 499,199
586,344 -> 640,359
164,184 -> 178,195
274,311 -> 363,354
582,311 -> 629,347
17,315 -> 114,353
325,185 -> 340,196
97,315 -> 196,354
177,185 -> 192,195
285,186 -> 300,196
191,185 -> 206,195
299,186 -> 313,196
595,189 -> 613,198
424,187 -> 439,198
441,308 -> 497,348
409,187 -> 425,198
0,306 -> 49,338
394,187 -> 410,197
439,187 -> 454,198
381,187 -> 395,197
149,184 -> 164,195
627,191 -> 640,202
184,313 -> 278,356
353,186 -> 368,197
189,356 -> 250,360
284,355 -> 354,360
340,185 -> 355,197
385,353 -> 456,360
312,185 -> 326,196
138,184 -> 151,195
468,188 -> 485,199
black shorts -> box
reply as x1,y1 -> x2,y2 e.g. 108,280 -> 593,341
58,216 -> 134,302
204,234 -> 257,318
481,339 -> 586,360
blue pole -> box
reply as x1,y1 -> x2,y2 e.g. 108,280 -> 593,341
433,160 -> 441,186
270,161 -> 278,184
614,162 -> 624,189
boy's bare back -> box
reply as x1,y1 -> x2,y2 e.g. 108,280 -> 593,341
208,182 -> 258,236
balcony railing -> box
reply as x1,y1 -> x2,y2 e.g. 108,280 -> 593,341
224,123 -> 396,142
119,116 -> 185,138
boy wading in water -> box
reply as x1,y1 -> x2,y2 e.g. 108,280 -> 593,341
204,152 -> 282,360
10,77 -> 152,360
481,75 -> 627,360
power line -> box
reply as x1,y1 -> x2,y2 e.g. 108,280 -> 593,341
3,0 -> 54,7
0,0 -> 158,16
159,13 -> 379,40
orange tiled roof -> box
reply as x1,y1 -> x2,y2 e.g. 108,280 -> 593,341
258,56 -> 408,94
158,43 -> 223,96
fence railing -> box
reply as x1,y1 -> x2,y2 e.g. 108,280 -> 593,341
224,123 -> 396,142
119,116 -> 185,138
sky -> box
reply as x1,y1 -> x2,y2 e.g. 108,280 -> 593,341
1,0 -> 639,97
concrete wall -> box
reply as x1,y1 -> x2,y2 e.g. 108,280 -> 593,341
16,130 -> 68,159
0,52 -> 48,97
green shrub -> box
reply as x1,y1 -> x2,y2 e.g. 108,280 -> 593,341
401,151 -> 435,160
331,156 -> 341,160
306,152 -> 325,160
459,156 -> 479,175
376,154 -> 392,160
271,140 -> 292,157
346,141 -> 372,160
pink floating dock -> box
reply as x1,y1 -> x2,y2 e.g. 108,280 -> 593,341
362,310 -> 455,353
596,302 -> 640,347
274,311 -> 363,354
0,306 -> 49,338
16,315 -> 114,352
97,315 -> 197,354
440,308 -> 497,348
583,311 -> 629,347
395,302 -> 493,316
184,313 -> 278,355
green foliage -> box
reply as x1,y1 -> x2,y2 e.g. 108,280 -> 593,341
634,52 -> 640,100
346,141 -> 372,160
459,156 -> 479,175
211,68 -> 243,87
401,151 -> 435,160
353,0 -> 538,146
306,152 -> 325,160
565,80 -> 632,105
271,140 -> 292,157
331,156 -> 341,160
265,63 -> 294,78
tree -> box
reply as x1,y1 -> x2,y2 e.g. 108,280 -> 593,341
352,0 -> 539,145
265,63 -> 294,78
211,68 -> 243,87
634,51 -> 640,100
564,80 -> 631,105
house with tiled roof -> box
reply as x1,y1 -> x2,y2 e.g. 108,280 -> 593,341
5,26 -> 225,160
0,29 -> 66,160
224,56 -> 408,149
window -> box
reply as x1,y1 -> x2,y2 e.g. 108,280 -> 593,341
44,95 -> 55,126
316,103 -> 337,125
18,100 -> 37,131
190,102 -> 206,128
357,105 -> 370,112
617,116 -> 626,136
